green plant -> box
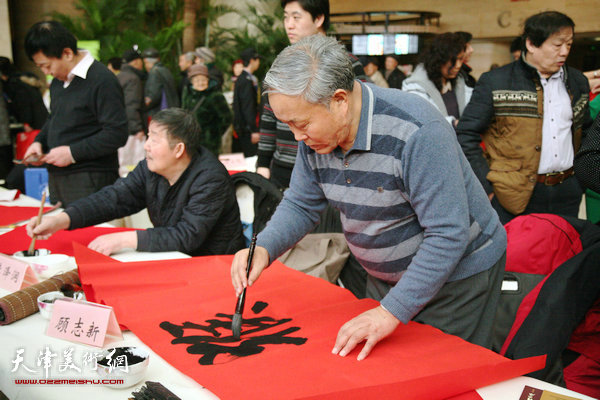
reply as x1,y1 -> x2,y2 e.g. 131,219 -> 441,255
49,0 -> 186,74
50,0 -> 289,84
207,0 -> 289,81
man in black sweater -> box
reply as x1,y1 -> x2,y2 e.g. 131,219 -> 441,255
23,21 -> 128,206
26,108 -> 245,257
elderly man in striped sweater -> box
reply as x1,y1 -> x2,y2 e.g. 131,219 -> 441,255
231,35 -> 507,360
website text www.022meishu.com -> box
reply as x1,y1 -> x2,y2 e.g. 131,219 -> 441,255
14,379 -> 124,385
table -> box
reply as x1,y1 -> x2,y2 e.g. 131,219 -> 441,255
0,245 -> 220,400
2,278 -> 594,400
478,376 -> 595,399
0,190 -> 218,398
0,190 -> 595,400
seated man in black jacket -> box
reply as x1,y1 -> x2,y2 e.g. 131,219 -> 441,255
26,108 -> 246,257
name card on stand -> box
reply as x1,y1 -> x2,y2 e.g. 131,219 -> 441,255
219,153 -> 247,172
0,189 -> 19,201
46,298 -> 123,347
0,253 -> 39,291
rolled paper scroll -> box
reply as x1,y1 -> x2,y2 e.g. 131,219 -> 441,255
0,269 -> 79,325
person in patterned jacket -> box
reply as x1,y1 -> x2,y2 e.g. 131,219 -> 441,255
457,11 -> 592,224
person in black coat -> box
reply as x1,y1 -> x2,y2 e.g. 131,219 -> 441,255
575,112 -> 600,194
232,47 -> 261,157
384,55 -> 407,89
0,58 -> 48,130
142,47 -> 180,117
455,31 -> 477,88
26,108 -> 245,257
0,57 -> 49,184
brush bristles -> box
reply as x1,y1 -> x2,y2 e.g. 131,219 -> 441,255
232,313 -> 242,340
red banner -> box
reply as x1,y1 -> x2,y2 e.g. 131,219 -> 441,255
75,244 -> 545,399
0,226 -> 135,256
0,205 -> 53,226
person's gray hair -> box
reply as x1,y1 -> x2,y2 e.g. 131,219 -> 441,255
264,35 -> 355,106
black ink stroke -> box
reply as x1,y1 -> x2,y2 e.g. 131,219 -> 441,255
159,301 -> 307,365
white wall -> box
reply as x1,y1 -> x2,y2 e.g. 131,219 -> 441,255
0,0 -> 13,60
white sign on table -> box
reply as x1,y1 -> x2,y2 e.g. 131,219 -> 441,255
218,153 -> 246,171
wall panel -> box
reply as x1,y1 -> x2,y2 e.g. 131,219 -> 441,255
0,0 -> 11,60
330,0 -> 600,39
10,0 -> 78,75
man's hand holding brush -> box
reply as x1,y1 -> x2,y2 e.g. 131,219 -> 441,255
26,213 -> 71,241
231,245 -> 270,297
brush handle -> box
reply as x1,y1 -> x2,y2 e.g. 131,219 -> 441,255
28,191 -> 47,256
235,287 -> 247,314
27,237 -> 37,256
245,234 -> 257,279
234,233 -> 257,314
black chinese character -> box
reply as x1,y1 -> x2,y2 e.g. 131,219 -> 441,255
160,301 -> 307,365
56,317 -> 70,333
71,317 -> 84,337
86,322 -> 100,342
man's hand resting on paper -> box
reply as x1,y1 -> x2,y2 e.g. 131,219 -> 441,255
27,213 -> 71,240
87,231 -> 138,256
332,305 -> 400,361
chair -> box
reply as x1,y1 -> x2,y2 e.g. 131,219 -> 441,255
493,214 -> 600,397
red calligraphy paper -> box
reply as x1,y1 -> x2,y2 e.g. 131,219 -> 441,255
0,205 -> 53,226
0,226 -> 135,256
75,244 -> 545,400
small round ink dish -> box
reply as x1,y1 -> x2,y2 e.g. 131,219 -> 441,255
13,248 -> 51,257
96,346 -> 150,388
13,250 -> 72,279
36,291 -> 66,320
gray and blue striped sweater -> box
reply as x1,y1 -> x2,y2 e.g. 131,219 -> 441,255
257,82 -> 506,324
